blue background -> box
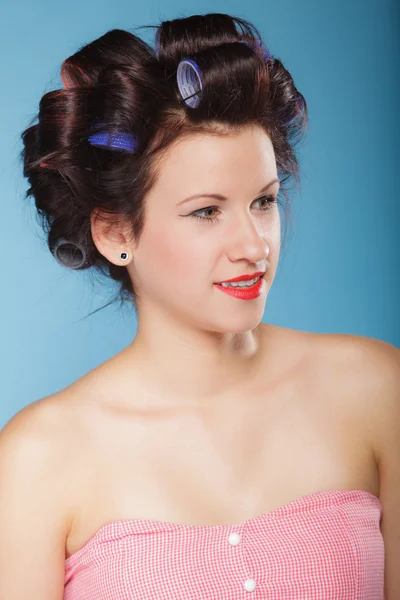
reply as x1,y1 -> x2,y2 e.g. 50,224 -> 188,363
1,0 -> 399,427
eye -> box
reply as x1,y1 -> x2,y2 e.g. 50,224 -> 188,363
189,194 -> 278,223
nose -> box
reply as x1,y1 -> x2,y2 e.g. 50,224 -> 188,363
226,211 -> 270,264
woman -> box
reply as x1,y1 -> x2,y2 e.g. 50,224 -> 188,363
0,12 -> 398,600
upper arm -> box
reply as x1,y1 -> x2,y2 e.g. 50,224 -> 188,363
358,337 -> 400,600
0,399 -> 71,599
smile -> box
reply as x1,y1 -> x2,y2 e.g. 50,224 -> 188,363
214,275 -> 265,300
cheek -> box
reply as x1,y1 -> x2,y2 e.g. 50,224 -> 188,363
267,208 -> 281,249
137,223 -> 213,284
272,218 -> 281,248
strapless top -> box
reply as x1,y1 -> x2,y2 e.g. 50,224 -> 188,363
64,488 -> 384,599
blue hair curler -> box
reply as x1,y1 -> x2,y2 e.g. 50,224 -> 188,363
88,127 -> 136,152
176,58 -> 203,108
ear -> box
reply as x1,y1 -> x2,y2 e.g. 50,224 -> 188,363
90,209 -> 136,265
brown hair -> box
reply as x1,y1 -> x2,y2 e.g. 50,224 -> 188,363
21,12 -> 308,316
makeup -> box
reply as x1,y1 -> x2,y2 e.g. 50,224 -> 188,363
214,275 -> 265,300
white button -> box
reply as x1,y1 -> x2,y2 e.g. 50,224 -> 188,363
244,578 -> 257,592
228,532 -> 241,545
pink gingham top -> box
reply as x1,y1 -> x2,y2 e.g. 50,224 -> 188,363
64,489 -> 384,599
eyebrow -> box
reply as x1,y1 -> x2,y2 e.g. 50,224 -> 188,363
177,178 -> 281,206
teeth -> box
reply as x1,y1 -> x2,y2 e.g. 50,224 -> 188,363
220,276 -> 260,288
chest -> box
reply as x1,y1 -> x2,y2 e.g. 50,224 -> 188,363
66,369 -> 379,559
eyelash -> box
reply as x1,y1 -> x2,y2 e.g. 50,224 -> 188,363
189,195 -> 278,224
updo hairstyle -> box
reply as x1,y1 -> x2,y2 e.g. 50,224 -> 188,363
21,12 -> 308,315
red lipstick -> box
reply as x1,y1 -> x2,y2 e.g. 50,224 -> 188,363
214,271 -> 265,300
218,271 -> 265,283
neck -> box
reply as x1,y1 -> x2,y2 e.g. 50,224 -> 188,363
122,312 -> 267,407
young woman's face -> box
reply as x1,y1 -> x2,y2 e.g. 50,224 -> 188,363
129,125 -> 281,333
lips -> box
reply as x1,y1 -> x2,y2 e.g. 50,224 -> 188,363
218,270 -> 265,284
214,276 -> 265,300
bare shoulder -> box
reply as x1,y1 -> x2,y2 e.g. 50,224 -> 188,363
0,393 -> 84,594
306,331 -> 400,598
308,331 -> 399,460
0,391 -> 81,533
279,324 -> 399,387
270,324 -> 399,449
318,334 -> 400,599
312,330 -> 399,401
0,390 -> 81,451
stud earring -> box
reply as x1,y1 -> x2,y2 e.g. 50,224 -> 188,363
120,250 -> 129,262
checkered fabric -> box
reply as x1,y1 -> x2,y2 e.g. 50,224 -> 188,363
64,489 -> 384,599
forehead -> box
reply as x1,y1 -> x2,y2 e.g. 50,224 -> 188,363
154,126 -> 276,193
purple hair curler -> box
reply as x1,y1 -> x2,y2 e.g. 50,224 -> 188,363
88,125 -> 136,152
176,58 -> 203,108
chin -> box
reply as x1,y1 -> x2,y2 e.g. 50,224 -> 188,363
206,312 -> 265,335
